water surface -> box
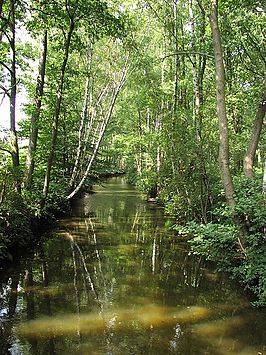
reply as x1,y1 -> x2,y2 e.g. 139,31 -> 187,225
0,177 -> 265,354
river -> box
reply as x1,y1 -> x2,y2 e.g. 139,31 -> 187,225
0,177 -> 265,354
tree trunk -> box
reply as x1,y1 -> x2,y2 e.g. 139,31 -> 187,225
66,90 -> 117,200
69,39 -> 94,189
189,0 -> 211,222
210,0 -> 235,207
189,0 -> 200,122
243,75 -> 266,178
9,0 -> 20,193
66,56 -> 130,200
210,0 -> 247,253
43,19 -> 74,197
25,30 -> 48,189
0,0 -> 4,17
263,159 -> 266,195
173,0 -> 179,115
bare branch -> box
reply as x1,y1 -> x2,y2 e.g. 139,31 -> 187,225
0,146 -> 12,155
0,84 -> 10,98
0,60 -> 12,74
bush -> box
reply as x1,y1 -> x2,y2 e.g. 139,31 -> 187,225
172,175 -> 266,306
136,170 -> 158,197
0,192 -> 33,244
0,233 -> 10,261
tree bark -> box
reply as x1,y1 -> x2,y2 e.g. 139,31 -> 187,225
66,55 -> 130,200
0,0 -> 4,17
243,75 -> 266,178
9,0 -> 20,193
43,19 -> 74,197
263,159 -> 266,195
189,0 -> 200,122
173,0 -> 179,115
189,0 -> 210,222
66,88 -> 118,200
25,30 -> 47,189
210,0 -> 235,207
210,0 -> 247,254
69,39 -> 94,189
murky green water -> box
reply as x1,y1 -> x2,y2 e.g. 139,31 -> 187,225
0,177 -> 265,354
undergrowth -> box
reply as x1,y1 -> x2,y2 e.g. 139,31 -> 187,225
172,175 -> 266,306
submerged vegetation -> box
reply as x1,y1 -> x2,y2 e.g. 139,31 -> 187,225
0,0 -> 265,304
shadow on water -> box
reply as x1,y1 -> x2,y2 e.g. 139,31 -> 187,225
0,177 -> 266,354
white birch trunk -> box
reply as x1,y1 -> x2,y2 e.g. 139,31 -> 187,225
66,57 -> 130,200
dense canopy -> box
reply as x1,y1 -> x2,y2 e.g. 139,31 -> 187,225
0,0 -> 265,304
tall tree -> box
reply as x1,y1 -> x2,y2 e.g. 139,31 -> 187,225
210,0 -> 235,207
67,49 -> 131,200
25,30 -> 48,189
42,12 -> 75,197
42,0 -> 125,197
68,38 -> 94,190
1,0 -> 21,193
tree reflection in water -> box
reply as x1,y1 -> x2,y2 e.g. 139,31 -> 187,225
0,178 -> 265,354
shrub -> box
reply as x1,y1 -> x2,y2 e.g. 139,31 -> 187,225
172,175 -> 266,306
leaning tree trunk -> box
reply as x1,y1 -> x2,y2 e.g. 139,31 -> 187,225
66,55 -> 130,200
66,86 -> 119,200
210,0 -> 235,207
69,39 -> 94,190
243,74 -> 266,178
43,19 -> 74,197
25,30 -> 48,189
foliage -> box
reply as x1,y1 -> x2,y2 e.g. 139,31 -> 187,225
40,193 -> 71,221
172,175 -> 266,305
0,191 -> 33,255
136,170 -> 158,197
233,242 -> 266,306
0,233 -> 10,261
173,221 -> 239,267
234,175 -> 266,233
0,0 -> 265,304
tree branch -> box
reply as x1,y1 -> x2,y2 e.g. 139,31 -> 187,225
0,60 -> 12,74
0,84 -> 10,98
0,146 -> 12,155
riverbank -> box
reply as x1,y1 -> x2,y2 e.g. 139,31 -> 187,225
1,175 -> 265,307
0,191 -> 71,263
0,172 -> 125,263
137,173 -> 266,307
1,177 -> 265,354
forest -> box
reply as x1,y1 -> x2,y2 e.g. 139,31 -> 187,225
0,0 -> 265,306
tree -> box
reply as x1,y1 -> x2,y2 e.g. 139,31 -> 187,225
243,75 -> 266,178
263,159 -> 266,195
0,0 -> 22,193
66,50 -> 130,200
42,10 -> 75,197
42,0 -> 125,197
210,0 -> 235,207
25,30 -> 47,189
